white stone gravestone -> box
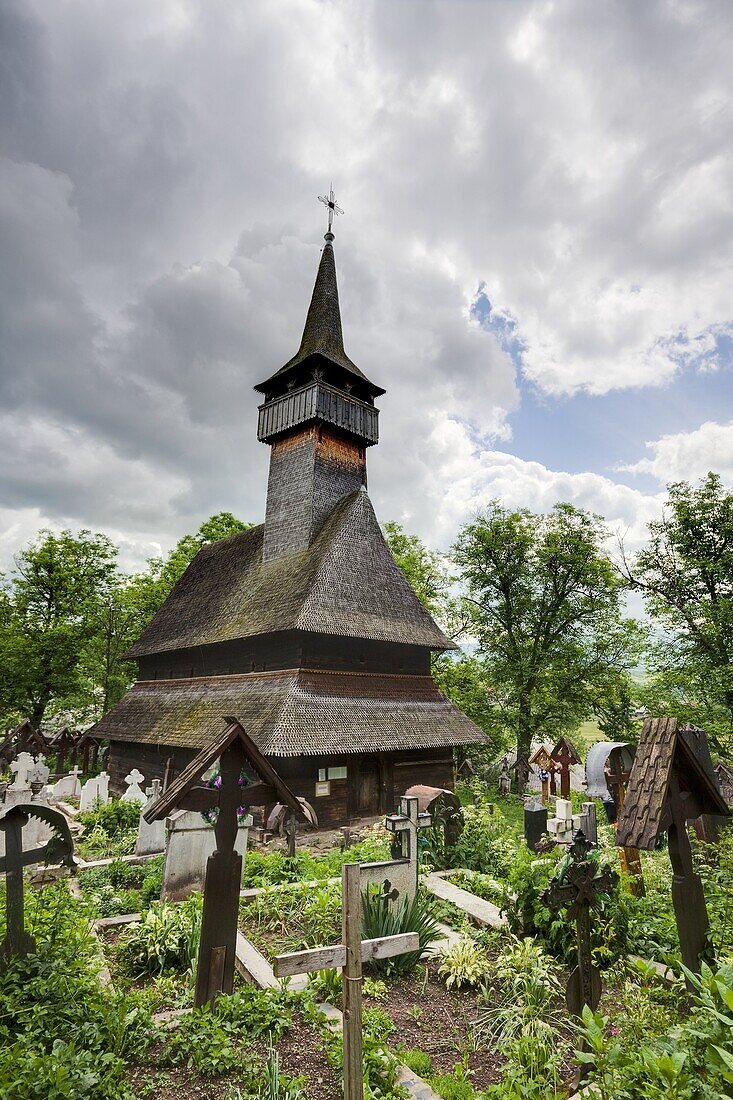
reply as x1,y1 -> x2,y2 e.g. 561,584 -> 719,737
52,766 -> 82,800
29,755 -> 50,787
121,768 -> 147,805
9,752 -> 35,792
359,795 -> 427,905
161,810 -> 252,901
79,770 -> 111,814
546,797 -> 574,844
136,780 -> 165,856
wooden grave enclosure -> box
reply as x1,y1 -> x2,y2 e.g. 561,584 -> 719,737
616,717 -> 730,975
274,863 -> 419,1100
144,718 -> 307,1007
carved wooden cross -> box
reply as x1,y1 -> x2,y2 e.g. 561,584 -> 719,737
551,738 -> 580,800
0,804 -> 75,967
274,863 -> 418,1100
541,831 -> 618,1017
604,747 -> 645,896
144,719 -> 307,1007
529,746 -> 555,804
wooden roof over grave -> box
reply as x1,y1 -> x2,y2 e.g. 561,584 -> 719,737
529,744 -> 554,769
124,490 -> 454,660
91,667 -> 485,755
144,720 -> 305,823
616,717 -> 729,850
715,761 -> 733,805
550,736 -> 581,764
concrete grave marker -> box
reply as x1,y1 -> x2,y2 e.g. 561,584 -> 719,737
136,780 -> 165,856
52,765 -> 82,800
9,753 -> 34,792
28,756 -> 50,788
121,769 -> 147,805
79,771 -> 110,814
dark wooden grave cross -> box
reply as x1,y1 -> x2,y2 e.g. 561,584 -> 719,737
0,804 -> 75,968
144,718 -> 307,1007
604,746 -> 645,896
541,831 -> 618,1017
274,863 -> 419,1100
551,737 -> 580,801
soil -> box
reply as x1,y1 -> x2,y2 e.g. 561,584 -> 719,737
126,1011 -> 341,1100
364,959 -> 506,1090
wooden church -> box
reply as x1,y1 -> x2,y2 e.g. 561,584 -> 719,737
94,211 -> 485,826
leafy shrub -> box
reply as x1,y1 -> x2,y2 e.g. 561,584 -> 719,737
363,977 -> 388,1000
0,885 -> 145,1100
438,938 -> 492,989
428,1063 -> 474,1100
361,885 -> 442,976
473,936 -> 561,1046
400,1049 -> 433,1077
116,896 -> 202,977
79,800 -> 141,837
78,856 -> 164,918
451,801 -> 516,878
308,967 -> 342,1003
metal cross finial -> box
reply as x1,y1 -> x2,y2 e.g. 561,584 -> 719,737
318,186 -> 343,236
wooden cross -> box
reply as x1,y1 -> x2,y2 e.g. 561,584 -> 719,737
274,863 -> 419,1100
0,804 -> 75,967
144,719 -> 307,1007
529,746 -> 555,804
541,831 -> 618,1017
551,738 -> 580,800
604,747 -> 645,897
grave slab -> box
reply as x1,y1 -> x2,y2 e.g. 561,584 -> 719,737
423,872 -> 507,928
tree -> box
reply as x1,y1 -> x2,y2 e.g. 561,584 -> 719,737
383,521 -> 455,627
621,473 -> 733,755
0,530 -> 120,727
454,503 -> 645,789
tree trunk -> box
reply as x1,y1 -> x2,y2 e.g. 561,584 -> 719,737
515,703 -> 532,793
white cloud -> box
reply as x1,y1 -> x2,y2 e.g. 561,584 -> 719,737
620,420 -> 733,485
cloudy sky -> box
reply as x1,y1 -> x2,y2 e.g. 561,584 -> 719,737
2,0 -> 732,573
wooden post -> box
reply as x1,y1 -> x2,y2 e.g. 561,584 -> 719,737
342,863 -> 363,1100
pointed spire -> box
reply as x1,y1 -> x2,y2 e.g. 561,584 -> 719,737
255,221 -> 384,398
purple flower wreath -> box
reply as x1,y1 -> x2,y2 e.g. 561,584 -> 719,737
200,767 -> 253,826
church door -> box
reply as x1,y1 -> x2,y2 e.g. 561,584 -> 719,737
356,758 -> 380,817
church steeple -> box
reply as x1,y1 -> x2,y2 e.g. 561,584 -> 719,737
257,202 -> 385,562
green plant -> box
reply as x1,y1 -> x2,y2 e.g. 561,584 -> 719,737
428,1062 -> 474,1100
363,1006 -> 396,1044
361,885 -> 442,977
473,936 -> 561,1047
261,1039 -> 306,1099
438,938 -> 491,990
79,799 -> 142,837
116,896 -> 202,977
308,967 -> 342,1003
400,1049 -> 433,1077
364,977 -> 388,1000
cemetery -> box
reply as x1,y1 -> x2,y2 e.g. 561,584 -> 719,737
2,709 -> 733,1099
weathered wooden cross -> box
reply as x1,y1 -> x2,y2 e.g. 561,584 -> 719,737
144,718 -> 307,1007
605,746 -> 645,896
0,803 -> 75,968
551,737 -> 581,800
529,745 -> 555,803
541,830 -> 618,1017
273,862 -> 419,1100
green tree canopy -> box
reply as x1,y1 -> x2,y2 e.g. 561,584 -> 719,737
454,502 -> 645,787
622,473 -> 733,754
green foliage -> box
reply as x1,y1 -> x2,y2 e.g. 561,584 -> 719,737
364,977 -> 389,1000
261,1040 -> 306,1100
450,801 -> 516,878
78,856 -> 164,918
308,967 -> 342,1003
623,473 -> 733,754
438,938 -> 492,990
399,1049 -> 434,1078
240,828 -> 391,889
0,885 -> 143,1100
361,886 -> 442,977
698,825 -> 733,959
243,880 -> 342,952
428,1063 -> 474,1100
79,800 -> 142,837
116,896 -> 202,977
453,502 -> 645,785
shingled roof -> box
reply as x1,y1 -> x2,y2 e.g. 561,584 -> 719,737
616,717 -> 729,849
125,489 -> 456,659
92,669 -> 485,755
255,238 -> 384,397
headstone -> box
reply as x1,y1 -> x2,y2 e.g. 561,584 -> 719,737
546,797 -> 574,844
28,756 -> 50,788
9,753 -> 34,792
121,768 -> 147,805
161,810 -> 252,901
370,795 -> 430,904
79,775 -> 104,814
524,799 -> 548,852
136,780 -> 165,856
52,766 -> 82,800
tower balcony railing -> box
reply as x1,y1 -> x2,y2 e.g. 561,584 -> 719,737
257,381 -> 379,445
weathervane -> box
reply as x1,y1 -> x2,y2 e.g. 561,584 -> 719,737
318,185 -> 343,237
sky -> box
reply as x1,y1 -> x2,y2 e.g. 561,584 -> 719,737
1,0 -> 732,575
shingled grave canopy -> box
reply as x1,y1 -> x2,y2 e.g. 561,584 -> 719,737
145,719 -> 307,1006
616,717 -> 729,973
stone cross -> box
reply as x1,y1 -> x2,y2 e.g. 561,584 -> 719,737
9,753 -> 34,792
274,863 -> 419,1100
383,795 -> 430,900
541,831 -> 618,1017
122,768 -> 147,805
28,756 -> 50,787
0,803 -> 75,966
